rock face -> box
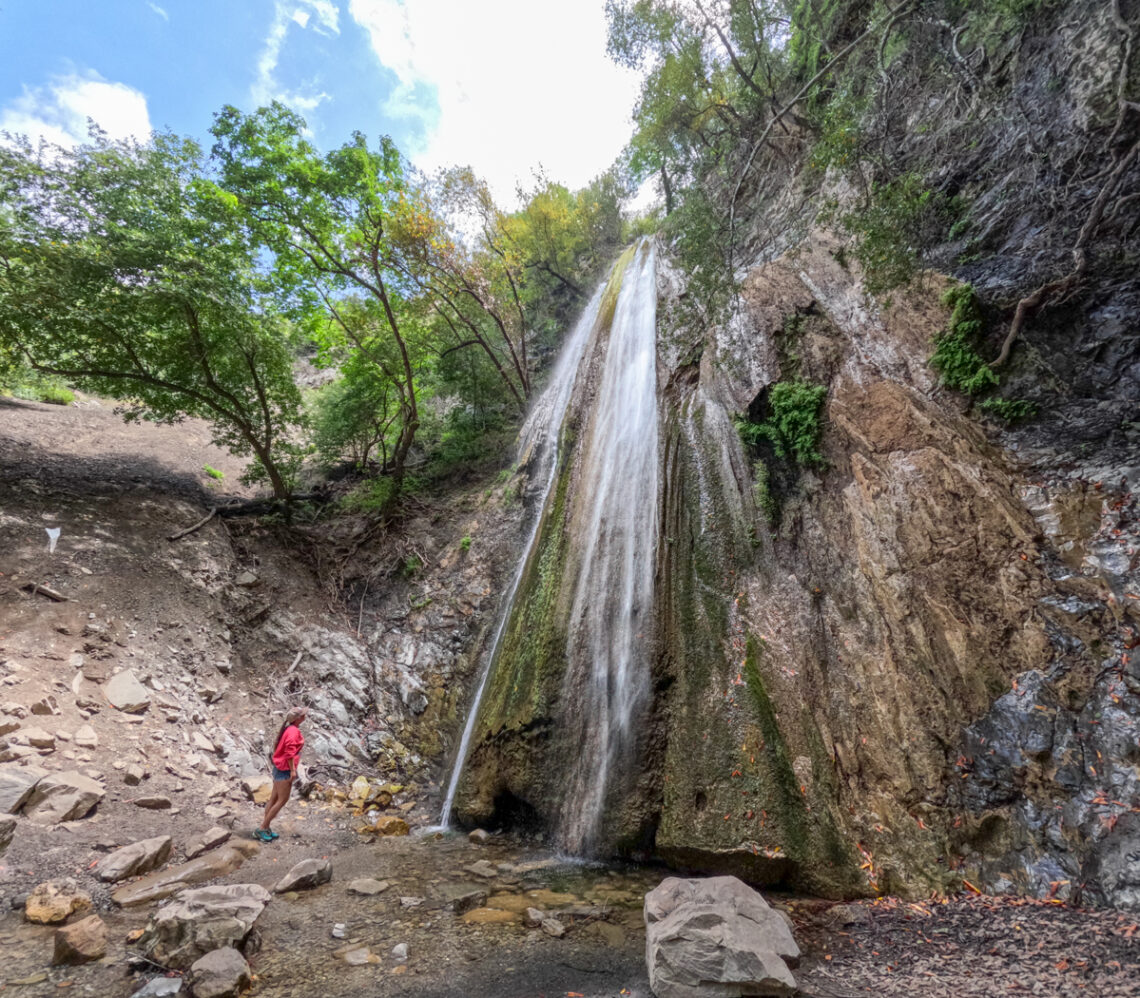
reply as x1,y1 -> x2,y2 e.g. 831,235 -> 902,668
95,835 -> 174,882
114,841 -> 260,907
104,670 -> 151,713
189,946 -> 251,998
25,879 -> 93,924
22,770 -> 104,824
53,914 -> 107,965
137,883 -> 271,969
644,877 -> 799,998
273,857 -> 332,893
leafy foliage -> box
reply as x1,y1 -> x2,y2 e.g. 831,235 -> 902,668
930,284 -> 999,396
979,397 -> 1038,422
736,380 -> 828,469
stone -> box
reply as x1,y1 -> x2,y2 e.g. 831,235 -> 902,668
399,896 -> 425,908
125,764 -> 146,785
461,907 -> 517,925
53,914 -> 107,964
347,878 -> 390,896
338,944 -> 379,965
184,826 -> 231,860
22,770 -> 104,824
468,828 -> 492,845
371,815 -> 409,836
0,764 -> 47,813
450,889 -> 489,915
524,906 -> 546,928
0,814 -> 15,855
541,916 -> 567,938
823,903 -> 871,929
95,835 -> 174,882
113,841 -> 260,907
30,695 -> 59,716
22,727 -> 55,750
73,725 -> 99,749
137,882 -> 271,969
234,571 -> 259,588
391,942 -> 408,963
464,859 -> 498,879
0,716 -> 20,735
134,795 -> 172,810
189,946 -> 251,998
240,777 -> 272,805
644,876 -> 800,998
191,732 -> 216,754
273,857 -> 332,893
331,923 -> 347,939
133,979 -> 185,997
105,671 -> 151,713
25,879 -> 93,924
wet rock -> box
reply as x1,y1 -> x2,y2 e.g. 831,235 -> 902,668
137,882 -> 271,969
450,890 -> 488,915
113,841 -> 260,907
273,857 -> 332,893
95,835 -> 174,882
105,671 -> 151,713
0,764 -> 47,813
53,914 -> 107,964
336,943 -> 379,965
184,827 -> 230,860
189,946 -> 250,998
464,859 -> 497,879
368,815 -> 409,836
134,795 -> 172,810
524,907 -> 546,928
645,876 -> 800,998
346,878 -> 390,896
468,828 -> 491,845
124,764 -> 146,785
0,814 -> 15,854
23,727 -> 55,750
25,879 -> 93,924
22,770 -> 104,824
73,725 -> 98,749
240,777 -> 272,805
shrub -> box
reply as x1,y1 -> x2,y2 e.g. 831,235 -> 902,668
460,535 -> 472,552
737,380 -> 828,469
930,284 -> 999,395
203,464 -> 224,481
980,397 -> 1038,423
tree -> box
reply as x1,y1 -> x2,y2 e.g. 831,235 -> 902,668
0,131 -> 304,498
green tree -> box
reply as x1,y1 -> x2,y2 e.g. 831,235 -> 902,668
0,131 -> 304,498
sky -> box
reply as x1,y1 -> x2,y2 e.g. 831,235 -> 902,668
0,0 -> 644,204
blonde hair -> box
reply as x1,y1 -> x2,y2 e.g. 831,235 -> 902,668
273,706 -> 308,755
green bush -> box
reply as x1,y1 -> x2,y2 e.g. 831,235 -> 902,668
340,477 -> 397,513
930,284 -> 999,395
0,362 -> 75,405
460,535 -> 472,552
736,380 -> 828,469
38,384 -> 75,405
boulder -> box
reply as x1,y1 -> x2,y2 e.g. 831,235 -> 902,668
0,764 -> 47,813
183,826 -> 230,860
53,914 -> 107,964
189,946 -> 251,998
104,671 -> 151,713
25,879 -> 93,924
0,814 -> 15,855
644,876 -> 800,998
21,770 -> 104,824
273,857 -> 332,893
136,883 -> 271,969
468,828 -> 492,845
113,841 -> 260,907
95,835 -> 174,882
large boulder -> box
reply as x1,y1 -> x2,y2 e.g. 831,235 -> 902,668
21,770 -> 104,824
189,946 -> 251,998
273,857 -> 332,894
104,670 -> 151,713
53,914 -> 107,964
95,835 -> 174,882
644,876 -> 800,998
0,764 -> 47,813
136,883 -> 271,969
25,879 -> 93,925
113,841 -> 259,907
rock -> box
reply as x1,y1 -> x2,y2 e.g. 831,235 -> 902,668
338,944 -> 379,965
95,836 -> 174,882
823,903 -> 871,929
184,827 -> 230,860
137,883 -> 271,969
461,907 -> 517,925
451,889 -> 489,915
53,914 -> 107,964
30,695 -> 59,716
399,896 -> 425,908
524,906 -> 546,928
73,725 -> 98,749
191,732 -> 216,754
464,859 -> 498,879
0,764 -> 47,813
644,876 -> 800,998
133,978 -> 185,997
331,923 -> 347,939
0,716 -> 20,735
273,857 -> 332,893
0,814 -> 15,854
541,916 -> 567,938
189,946 -> 251,998
240,777 -> 272,805
134,795 -> 172,810
391,942 -> 408,963
22,770 -> 104,824
105,671 -> 151,713
468,828 -> 492,844
347,878 -> 390,896
234,571 -> 259,588
22,727 -> 55,750
113,841 -> 260,907
125,764 -> 146,785
25,879 -> 93,924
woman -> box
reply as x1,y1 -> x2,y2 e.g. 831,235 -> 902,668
256,706 -> 307,842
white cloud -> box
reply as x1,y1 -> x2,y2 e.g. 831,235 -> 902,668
253,1 -> 341,112
0,72 -> 152,148
147,2 -> 170,21
348,0 -> 642,204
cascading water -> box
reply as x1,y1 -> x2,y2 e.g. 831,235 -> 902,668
437,282 -> 601,829
555,238 -> 658,853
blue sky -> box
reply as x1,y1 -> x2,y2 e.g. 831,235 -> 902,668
0,0 -> 642,203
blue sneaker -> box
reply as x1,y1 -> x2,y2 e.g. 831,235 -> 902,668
268,830 -> 279,840
253,829 -> 273,842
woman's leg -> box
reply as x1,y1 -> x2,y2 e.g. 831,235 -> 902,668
263,780 -> 293,829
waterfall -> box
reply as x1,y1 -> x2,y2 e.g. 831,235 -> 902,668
437,282 -> 601,829
556,238 -> 658,853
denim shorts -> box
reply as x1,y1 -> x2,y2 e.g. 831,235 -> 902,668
272,765 -> 292,781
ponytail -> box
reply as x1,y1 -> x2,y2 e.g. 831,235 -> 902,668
272,707 -> 307,755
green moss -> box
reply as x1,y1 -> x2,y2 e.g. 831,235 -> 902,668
751,459 -> 779,525
930,284 -> 1000,395
599,243 -> 637,333
979,397 -> 1038,423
